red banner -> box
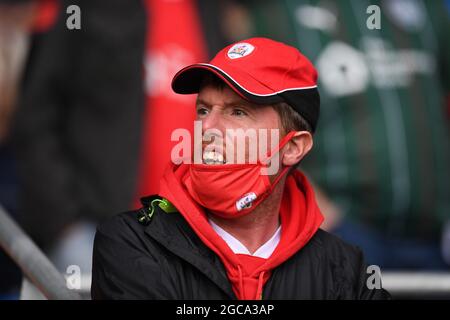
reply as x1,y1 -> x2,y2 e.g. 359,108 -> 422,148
135,0 -> 207,204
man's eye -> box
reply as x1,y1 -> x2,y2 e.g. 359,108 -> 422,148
196,107 -> 208,116
231,108 -> 247,117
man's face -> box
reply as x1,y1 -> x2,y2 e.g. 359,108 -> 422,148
195,83 -> 282,168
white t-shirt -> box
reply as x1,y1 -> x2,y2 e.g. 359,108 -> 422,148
208,219 -> 281,259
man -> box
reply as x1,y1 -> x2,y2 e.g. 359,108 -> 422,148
91,38 -> 390,299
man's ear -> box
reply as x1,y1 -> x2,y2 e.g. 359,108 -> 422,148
282,131 -> 313,166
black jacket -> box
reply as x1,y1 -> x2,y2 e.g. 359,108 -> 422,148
91,196 -> 390,300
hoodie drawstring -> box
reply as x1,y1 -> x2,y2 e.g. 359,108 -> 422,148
237,265 -> 245,299
237,266 -> 266,300
255,271 -> 265,300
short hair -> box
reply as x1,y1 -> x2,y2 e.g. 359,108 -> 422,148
272,102 -> 312,135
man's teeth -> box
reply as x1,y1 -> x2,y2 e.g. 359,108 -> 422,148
202,151 -> 225,164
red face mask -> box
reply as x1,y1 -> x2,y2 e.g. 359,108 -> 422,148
183,131 -> 297,219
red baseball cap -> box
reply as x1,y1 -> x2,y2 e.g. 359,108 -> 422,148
171,37 -> 320,132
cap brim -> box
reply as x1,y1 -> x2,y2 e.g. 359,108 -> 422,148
171,63 -> 284,105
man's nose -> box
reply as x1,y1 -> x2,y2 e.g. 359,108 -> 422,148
201,108 -> 224,133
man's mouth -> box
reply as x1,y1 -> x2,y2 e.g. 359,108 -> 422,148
202,150 -> 226,165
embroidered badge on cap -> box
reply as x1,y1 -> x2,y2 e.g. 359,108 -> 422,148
227,43 -> 255,59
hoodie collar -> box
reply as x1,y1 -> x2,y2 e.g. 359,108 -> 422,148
158,163 -> 324,299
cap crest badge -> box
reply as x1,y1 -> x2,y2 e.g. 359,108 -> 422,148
227,43 -> 255,59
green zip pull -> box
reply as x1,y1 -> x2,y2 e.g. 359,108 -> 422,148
158,198 -> 177,213
138,198 -> 177,225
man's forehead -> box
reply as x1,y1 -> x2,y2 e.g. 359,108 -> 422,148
196,84 -> 259,108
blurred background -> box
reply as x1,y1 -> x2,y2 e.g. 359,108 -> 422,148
0,0 -> 449,300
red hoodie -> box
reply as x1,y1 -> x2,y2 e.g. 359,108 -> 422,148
159,163 -> 324,300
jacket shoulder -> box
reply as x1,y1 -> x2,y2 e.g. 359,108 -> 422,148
96,195 -> 174,239
305,229 -> 390,299
92,209 -> 171,299
311,228 -> 363,259
96,209 -> 144,239
308,228 -> 370,271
